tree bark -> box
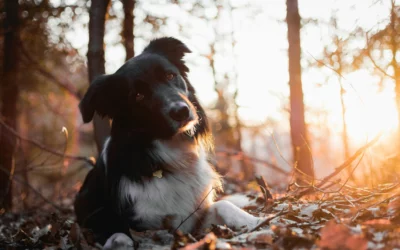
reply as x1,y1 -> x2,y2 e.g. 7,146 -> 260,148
286,0 -> 314,179
0,0 -> 20,210
88,0 -> 111,153
122,0 -> 135,60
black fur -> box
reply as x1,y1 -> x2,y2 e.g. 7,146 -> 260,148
74,37 -> 212,244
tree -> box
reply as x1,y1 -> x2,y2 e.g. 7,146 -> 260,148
88,0 -> 111,153
122,0 -> 135,60
286,0 -> 314,180
356,0 -> 400,145
0,0 -> 20,210
312,16 -> 352,161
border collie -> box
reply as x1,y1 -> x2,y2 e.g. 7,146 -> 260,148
74,37 -> 261,249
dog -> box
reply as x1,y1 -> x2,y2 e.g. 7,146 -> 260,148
74,37 -> 261,249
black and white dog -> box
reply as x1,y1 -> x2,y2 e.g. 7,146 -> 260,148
74,37 -> 261,248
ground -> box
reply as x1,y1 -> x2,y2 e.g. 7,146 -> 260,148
1,177 -> 400,250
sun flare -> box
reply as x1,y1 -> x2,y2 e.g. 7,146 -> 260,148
337,71 -> 398,145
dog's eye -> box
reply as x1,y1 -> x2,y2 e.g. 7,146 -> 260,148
166,73 -> 175,81
136,93 -> 145,102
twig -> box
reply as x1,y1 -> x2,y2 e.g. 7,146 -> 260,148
0,118 -> 95,167
249,209 -> 288,233
351,191 -> 400,222
173,186 -> 220,233
256,176 -> 273,200
365,33 -> 395,79
215,149 -> 289,175
0,166 -> 69,212
270,132 -> 293,169
180,232 -> 217,250
20,43 -> 82,100
295,133 -> 382,198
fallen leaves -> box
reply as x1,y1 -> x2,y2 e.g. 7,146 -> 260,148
318,220 -> 368,250
2,185 -> 400,249
0,212 -> 95,250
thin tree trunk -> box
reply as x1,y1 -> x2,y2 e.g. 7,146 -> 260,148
286,0 -> 314,179
389,0 -> 400,146
339,81 -> 350,159
339,80 -> 350,155
339,78 -> 353,180
122,0 -> 135,60
333,25 -> 351,162
88,0 -> 111,153
228,2 -> 254,180
0,0 -> 20,211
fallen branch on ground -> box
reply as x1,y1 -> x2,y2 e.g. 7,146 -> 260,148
295,133 -> 382,199
173,186 -> 221,234
249,209 -> 288,233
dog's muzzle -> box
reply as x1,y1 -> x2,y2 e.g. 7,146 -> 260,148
168,101 -> 198,134
169,101 -> 190,122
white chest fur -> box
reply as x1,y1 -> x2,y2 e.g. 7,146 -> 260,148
118,138 -> 221,233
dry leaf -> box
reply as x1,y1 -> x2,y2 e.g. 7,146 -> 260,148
318,220 -> 367,250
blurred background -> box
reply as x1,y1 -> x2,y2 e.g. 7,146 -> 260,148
1,0 -> 400,212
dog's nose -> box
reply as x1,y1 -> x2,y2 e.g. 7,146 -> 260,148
169,102 -> 190,121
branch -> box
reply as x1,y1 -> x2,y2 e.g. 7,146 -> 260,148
248,209 -> 288,233
0,166 -> 69,212
20,44 -> 82,100
366,33 -> 394,79
215,149 -> 289,175
295,133 -> 382,198
307,52 -> 346,79
173,186 -> 220,233
0,118 -> 95,167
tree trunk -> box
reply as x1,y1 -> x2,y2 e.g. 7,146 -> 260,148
286,0 -> 314,180
88,0 -> 111,153
122,0 -> 135,60
339,79 -> 354,180
0,0 -> 20,211
339,81 -> 350,159
389,0 -> 400,146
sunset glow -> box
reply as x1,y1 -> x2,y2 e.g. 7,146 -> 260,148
64,0 -> 400,155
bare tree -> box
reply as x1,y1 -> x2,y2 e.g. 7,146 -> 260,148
122,0 -> 135,60
0,0 -> 20,210
87,0 -> 111,153
286,0 -> 314,179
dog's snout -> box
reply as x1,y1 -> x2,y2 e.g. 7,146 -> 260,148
169,102 -> 190,122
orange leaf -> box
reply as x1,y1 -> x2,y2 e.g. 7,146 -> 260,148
318,220 -> 367,250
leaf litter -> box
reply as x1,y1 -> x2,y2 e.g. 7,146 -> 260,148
1,182 -> 400,250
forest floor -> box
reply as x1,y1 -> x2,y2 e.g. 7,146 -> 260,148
1,136 -> 400,250
1,176 -> 400,250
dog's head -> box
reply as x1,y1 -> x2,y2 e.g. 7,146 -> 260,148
79,37 -> 209,140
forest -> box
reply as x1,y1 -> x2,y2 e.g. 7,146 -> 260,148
1,0 -> 400,249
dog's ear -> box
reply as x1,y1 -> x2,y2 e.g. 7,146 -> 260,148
79,74 -> 129,123
144,37 -> 191,74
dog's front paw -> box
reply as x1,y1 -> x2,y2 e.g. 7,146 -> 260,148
103,233 -> 134,250
202,200 -> 263,232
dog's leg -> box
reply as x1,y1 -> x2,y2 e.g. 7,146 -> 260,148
202,200 -> 261,231
103,233 -> 134,250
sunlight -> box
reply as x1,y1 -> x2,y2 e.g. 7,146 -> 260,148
341,71 -> 398,145
60,0 -> 399,151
